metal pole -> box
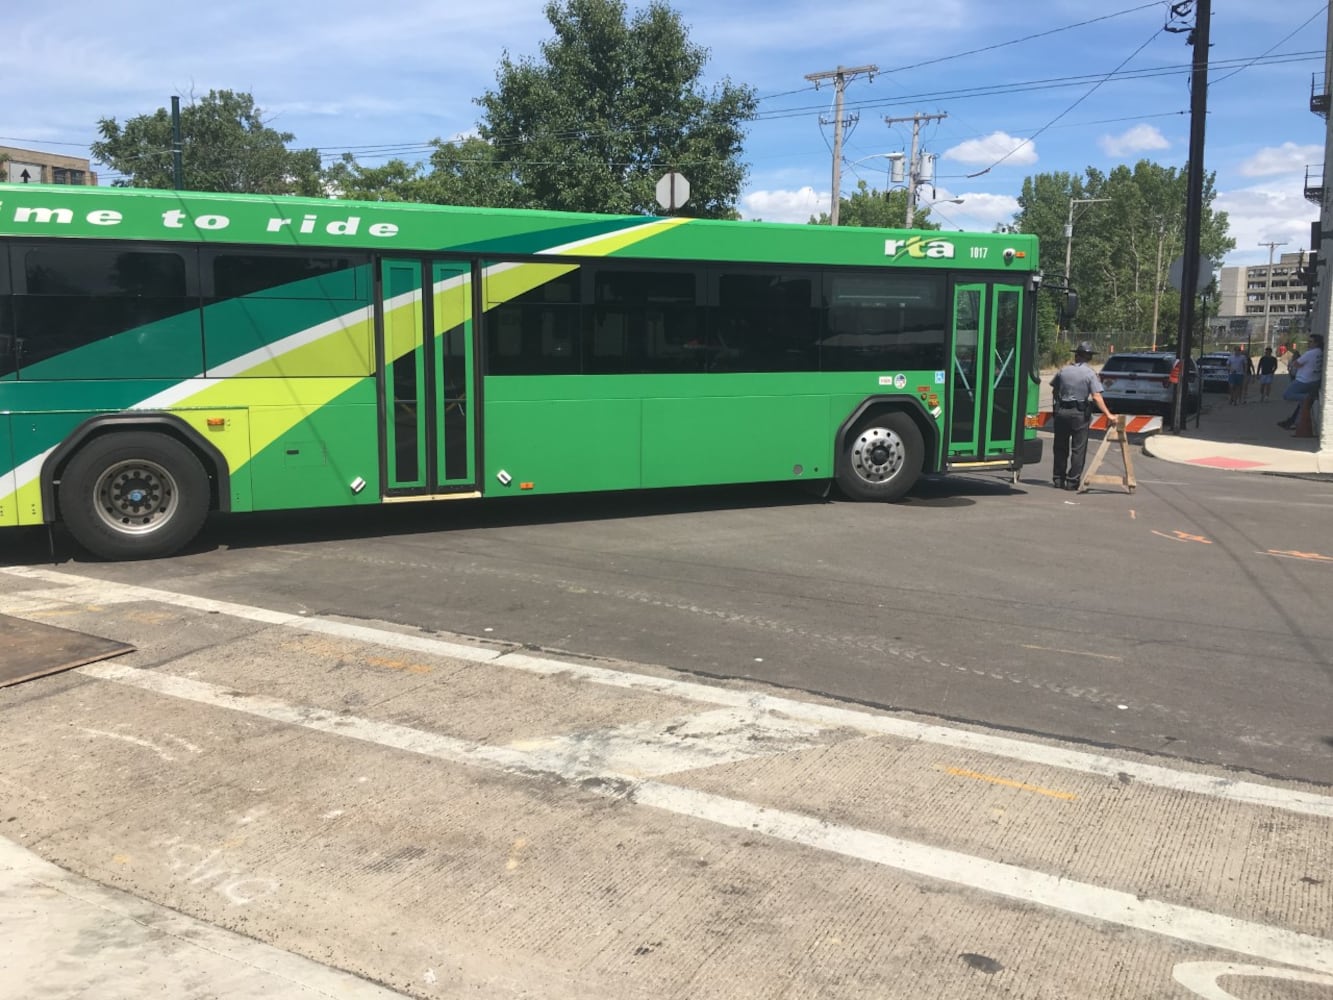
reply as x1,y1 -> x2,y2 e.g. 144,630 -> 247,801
171,96 -> 184,190
1258,240 -> 1287,350
1061,198 -> 1109,340
905,119 -> 921,228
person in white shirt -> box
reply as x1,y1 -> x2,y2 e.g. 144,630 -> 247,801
1278,333 -> 1323,430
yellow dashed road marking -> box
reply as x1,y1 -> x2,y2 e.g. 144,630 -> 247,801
940,766 -> 1078,801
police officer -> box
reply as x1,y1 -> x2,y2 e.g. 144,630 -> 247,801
1050,340 -> 1115,490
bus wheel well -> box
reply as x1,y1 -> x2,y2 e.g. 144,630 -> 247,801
45,416 -> 230,522
834,402 -> 931,502
837,400 -> 938,473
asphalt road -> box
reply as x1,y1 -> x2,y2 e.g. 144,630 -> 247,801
3,441 -> 1332,1000
5,442 -> 1331,786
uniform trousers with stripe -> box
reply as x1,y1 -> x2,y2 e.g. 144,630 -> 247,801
1052,405 -> 1091,484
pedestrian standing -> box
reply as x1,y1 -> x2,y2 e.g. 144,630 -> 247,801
1255,347 -> 1278,402
1050,341 -> 1116,490
1226,346 -> 1247,406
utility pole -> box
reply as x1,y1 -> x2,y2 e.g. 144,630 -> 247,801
805,65 -> 877,226
884,112 -> 947,227
1168,0 -> 1211,434
1311,0 -> 1332,459
1257,240 -> 1288,351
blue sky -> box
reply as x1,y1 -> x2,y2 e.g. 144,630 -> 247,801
4,0 -> 1326,268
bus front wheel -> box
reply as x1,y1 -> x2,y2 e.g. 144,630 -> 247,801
59,433 -> 210,560
836,412 -> 924,501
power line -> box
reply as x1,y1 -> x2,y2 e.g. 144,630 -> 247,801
1211,2 -> 1326,86
753,50 -> 1322,123
883,0 -> 1165,75
965,22 -> 1166,178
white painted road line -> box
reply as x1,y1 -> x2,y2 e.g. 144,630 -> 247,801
71,661 -> 1333,975
5,565 -> 1331,821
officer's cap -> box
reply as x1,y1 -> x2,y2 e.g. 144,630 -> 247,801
1074,340 -> 1096,356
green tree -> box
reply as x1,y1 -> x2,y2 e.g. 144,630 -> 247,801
323,137 -> 526,207
465,0 -> 755,216
90,90 -> 322,195
808,180 -> 943,229
1012,160 -> 1233,342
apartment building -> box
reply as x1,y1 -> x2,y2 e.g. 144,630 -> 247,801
0,145 -> 97,186
1215,250 -> 1313,346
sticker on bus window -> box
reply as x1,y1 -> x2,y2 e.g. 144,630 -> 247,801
934,370 -> 946,384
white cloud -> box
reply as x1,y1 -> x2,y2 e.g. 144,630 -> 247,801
740,186 -> 829,223
1098,125 -> 1169,158
1213,184 -> 1319,267
942,132 -> 1037,168
933,192 -> 1021,233
1239,142 -> 1323,178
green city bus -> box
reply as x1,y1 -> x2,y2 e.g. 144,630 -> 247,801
0,184 -> 1047,560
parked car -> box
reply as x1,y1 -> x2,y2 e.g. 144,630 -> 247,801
1197,352 -> 1232,392
1097,351 -> 1198,415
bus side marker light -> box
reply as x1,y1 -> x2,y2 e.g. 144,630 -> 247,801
520,482 -> 535,491
930,405 -> 942,418
496,470 -> 513,486
350,477 -> 367,494
206,417 -> 227,429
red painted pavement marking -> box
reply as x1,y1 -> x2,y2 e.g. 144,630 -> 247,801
1187,456 -> 1267,469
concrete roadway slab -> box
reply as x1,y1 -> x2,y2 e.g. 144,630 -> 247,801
0,566 -> 1330,999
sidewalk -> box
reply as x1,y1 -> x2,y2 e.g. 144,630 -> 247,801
0,836 -> 410,1000
1140,389 -> 1332,477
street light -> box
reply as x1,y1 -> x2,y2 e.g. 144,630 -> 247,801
1063,197 -> 1110,339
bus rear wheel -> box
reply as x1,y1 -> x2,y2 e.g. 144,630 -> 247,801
59,433 -> 209,561
836,412 -> 924,501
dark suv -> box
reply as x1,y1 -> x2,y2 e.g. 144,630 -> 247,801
1098,351 -> 1198,415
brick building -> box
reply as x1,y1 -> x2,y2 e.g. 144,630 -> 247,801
0,145 -> 98,186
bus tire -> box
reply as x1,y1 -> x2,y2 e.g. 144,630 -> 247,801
836,412 -> 924,501
59,432 -> 210,560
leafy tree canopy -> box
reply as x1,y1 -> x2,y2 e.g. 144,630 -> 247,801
1011,160 -> 1233,340
459,0 -> 756,216
90,90 -> 322,195
808,180 -> 943,230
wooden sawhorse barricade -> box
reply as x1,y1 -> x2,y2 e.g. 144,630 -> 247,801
1036,412 -> 1161,494
1076,414 -> 1137,493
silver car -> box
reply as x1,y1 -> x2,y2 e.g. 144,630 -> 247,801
1098,351 -> 1199,415
1196,352 -> 1231,392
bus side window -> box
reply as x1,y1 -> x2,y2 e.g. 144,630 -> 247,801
586,268 -> 702,375
202,250 -> 372,377
0,245 -> 13,379
483,264 -> 580,375
712,271 -> 818,373
12,243 -> 199,380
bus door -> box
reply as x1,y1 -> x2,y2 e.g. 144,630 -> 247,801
948,283 -> 1023,460
378,259 -> 478,497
